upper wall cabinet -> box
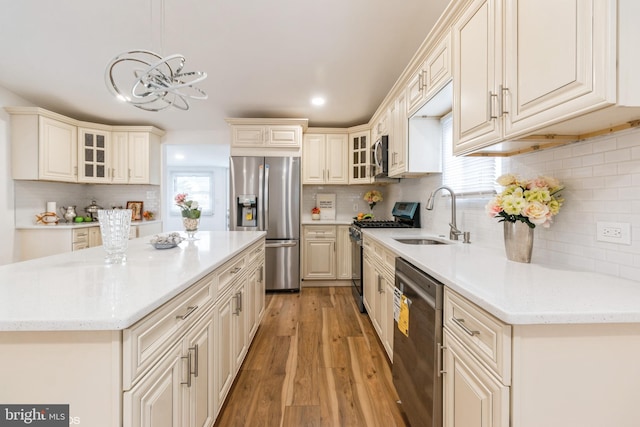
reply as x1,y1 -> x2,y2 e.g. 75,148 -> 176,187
453,0 -> 640,156
78,126 -> 110,183
226,118 -> 308,156
6,107 -> 164,184
302,131 -> 349,185
407,32 -> 452,117
348,130 -> 371,184
111,131 -> 162,185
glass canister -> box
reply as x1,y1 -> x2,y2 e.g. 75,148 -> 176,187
98,209 -> 132,264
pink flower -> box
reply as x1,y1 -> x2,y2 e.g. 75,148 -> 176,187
485,199 -> 503,217
175,193 -> 187,204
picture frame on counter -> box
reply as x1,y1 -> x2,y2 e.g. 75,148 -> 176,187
126,201 -> 143,221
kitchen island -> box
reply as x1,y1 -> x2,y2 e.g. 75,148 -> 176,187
364,228 -> 640,427
0,230 -> 266,427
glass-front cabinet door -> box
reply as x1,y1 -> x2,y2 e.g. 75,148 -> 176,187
349,130 -> 371,184
78,127 -> 110,183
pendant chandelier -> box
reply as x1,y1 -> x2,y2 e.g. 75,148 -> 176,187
104,0 -> 207,112
105,50 -> 207,111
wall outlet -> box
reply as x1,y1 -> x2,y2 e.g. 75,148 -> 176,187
353,204 -> 359,212
596,222 -> 631,245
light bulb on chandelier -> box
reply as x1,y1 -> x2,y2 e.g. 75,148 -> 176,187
105,49 -> 208,112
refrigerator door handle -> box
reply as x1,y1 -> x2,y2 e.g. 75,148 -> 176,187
258,164 -> 264,231
265,241 -> 298,248
263,164 -> 270,232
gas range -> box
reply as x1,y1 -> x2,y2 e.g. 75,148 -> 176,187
349,202 -> 421,242
349,202 -> 420,313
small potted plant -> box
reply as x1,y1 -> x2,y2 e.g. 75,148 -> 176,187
311,206 -> 321,220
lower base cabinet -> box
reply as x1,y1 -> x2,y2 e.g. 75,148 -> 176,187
443,330 -> 509,427
362,236 -> 396,361
124,308 -> 215,427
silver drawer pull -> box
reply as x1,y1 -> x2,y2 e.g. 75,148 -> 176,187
452,317 -> 480,336
176,305 -> 198,320
230,267 -> 242,274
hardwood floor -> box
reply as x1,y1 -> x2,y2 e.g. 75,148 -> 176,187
215,286 -> 409,427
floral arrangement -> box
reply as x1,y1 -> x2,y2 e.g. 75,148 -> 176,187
142,210 -> 154,220
175,193 -> 201,219
364,190 -> 383,210
486,174 -> 564,228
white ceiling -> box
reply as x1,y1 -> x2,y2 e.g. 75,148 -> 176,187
0,0 -> 450,133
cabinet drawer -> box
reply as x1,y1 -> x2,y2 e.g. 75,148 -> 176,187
304,225 -> 336,238
444,288 -> 511,384
247,240 -> 265,265
217,254 -> 247,293
73,229 -> 89,243
370,239 -> 396,275
123,273 -> 215,389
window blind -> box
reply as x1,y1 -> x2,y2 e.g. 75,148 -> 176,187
441,113 -> 499,195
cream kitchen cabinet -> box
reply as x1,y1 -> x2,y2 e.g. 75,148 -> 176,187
407,31 -> 452,117
362,236 -> 396,360
453,0 -> 640,156
226,118 -> 308,155
302,132 -> 349,185
335,225 -> 352,280
442,288 -> 511,427
443,330 -> 509,427
78,126 -> 110,183
8,109 -> 78,182
7,107 -> 165,183
348,130 -> 371,184
111,131 -> 162,185
302,225 -> 336,280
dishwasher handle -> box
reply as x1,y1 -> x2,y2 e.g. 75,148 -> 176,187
395,269 -> 438,310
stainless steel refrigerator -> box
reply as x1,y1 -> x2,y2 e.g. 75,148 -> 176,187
229,156 -> 300,291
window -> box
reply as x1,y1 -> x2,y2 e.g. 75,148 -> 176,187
441,113 -> 499,195
170,171 -> 214,216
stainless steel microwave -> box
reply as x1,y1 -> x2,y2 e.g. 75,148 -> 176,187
372,135 -> 389,177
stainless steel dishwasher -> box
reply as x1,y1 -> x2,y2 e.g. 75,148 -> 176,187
392,257 -> 443,427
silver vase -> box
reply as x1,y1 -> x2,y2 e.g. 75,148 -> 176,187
503,221 -> 534,263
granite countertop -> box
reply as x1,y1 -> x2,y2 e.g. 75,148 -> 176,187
17,219 -> 162,230
0,231 -> 266,331
364,228 -> 640,325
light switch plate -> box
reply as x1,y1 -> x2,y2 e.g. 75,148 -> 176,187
596,222 -> 631,245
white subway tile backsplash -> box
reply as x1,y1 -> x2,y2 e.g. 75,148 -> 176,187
582,153 -> 604,167
562,157 -> 582,169
605,148 -> 633,164
572,142 -> 593,156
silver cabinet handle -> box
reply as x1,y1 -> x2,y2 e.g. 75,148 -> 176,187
181,353 -> 192,387
501,85 -> 509,115
451,317 -> 480,336
438,343 -> 446,376
238,291 -> 243,312
489,91 -> 498,120
233,293 -> 242,315
231,267 -> 242,274
190,345 -> 198,377
176,305 -> 198,320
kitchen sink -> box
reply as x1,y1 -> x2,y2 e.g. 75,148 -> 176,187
393,238 -> 451,245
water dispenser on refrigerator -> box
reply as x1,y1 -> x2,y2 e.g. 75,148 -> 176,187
237,195 -> 257,227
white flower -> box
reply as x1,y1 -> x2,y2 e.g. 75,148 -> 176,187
521,201 -> 550,225
496,174 -> 517,186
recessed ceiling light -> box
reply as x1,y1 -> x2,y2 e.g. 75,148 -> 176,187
311,97 -> 326,106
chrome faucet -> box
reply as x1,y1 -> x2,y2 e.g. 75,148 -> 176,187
426,185 -> 465,241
